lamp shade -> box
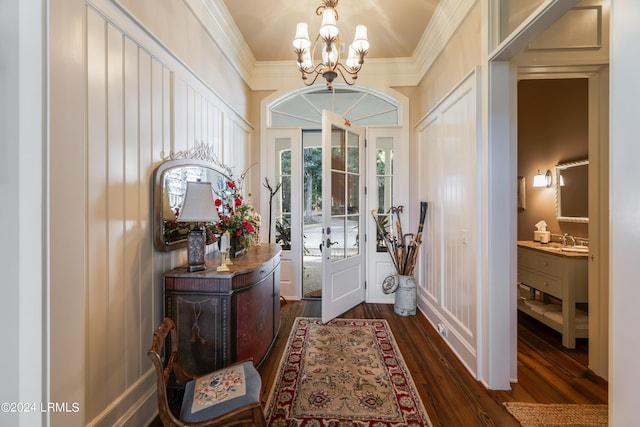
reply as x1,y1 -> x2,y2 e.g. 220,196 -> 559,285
345,46 -> 359,69
177,181 -> 219,222
532,169 -> 551,188
351,25 -> 369,52
293,22 -> 311,49
319,8 -> 338,38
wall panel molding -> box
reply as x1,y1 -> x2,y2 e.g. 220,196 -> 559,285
76,3 -> 255,425
416,70 -> 479,377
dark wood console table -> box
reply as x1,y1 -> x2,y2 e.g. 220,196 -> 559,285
164,243 -> 281,375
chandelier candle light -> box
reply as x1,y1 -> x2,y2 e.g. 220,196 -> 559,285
293,0 -> 369,89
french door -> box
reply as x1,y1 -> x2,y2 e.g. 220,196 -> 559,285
321,110 -> 366,323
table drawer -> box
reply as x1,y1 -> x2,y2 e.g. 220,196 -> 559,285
232,257 -> 274,289
518,268 -> 562,297
518,247 -> 562,276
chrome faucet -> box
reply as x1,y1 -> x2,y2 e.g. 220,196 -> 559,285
562,233 -> 576,247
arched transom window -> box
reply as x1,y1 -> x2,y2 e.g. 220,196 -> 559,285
268,85 -> 400,128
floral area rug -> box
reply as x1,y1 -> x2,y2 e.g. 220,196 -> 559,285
265,317 -> 432,426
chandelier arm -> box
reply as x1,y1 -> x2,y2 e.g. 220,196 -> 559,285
334,63 -> 358,85
336,61 -> 362,75
297,62 -> 326,77
302,72 -> 322,87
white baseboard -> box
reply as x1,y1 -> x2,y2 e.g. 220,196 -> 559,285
86,369 -> 157,427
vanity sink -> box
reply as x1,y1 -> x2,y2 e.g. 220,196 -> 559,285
517,241 -> 589,256
561,245 -> 589,253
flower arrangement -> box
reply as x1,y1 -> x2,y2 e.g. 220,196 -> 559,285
213,171 -> 260,256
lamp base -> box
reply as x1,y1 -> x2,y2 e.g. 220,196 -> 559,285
187,228 -> 207,272
188,263 -> 206,272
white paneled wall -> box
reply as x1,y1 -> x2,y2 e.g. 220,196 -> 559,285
174,75 -> 251,175
416,71 -> 480,375
85,7 -> 171,425
52,5 -> 254,426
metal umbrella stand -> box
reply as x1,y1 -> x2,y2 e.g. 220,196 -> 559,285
394,275 -> 417,315
372,202 -> 428,316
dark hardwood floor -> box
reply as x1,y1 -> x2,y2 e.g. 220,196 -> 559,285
149,300 -> 608,426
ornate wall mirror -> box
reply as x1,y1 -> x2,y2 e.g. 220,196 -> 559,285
153,157 -> 231,252
555,159 -> 588,223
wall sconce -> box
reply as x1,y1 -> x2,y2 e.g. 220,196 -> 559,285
177,181 -> 219,272
532,169 -> 552,188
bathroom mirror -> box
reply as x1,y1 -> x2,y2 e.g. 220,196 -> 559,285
555,159 -> 588,223
153,158 -> 230,252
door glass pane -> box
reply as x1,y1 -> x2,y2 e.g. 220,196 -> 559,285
331,129 -> 345,171
375,137 -> 394,252
330,217 -> 346,259
346,214 -> 360,256
347,174 -> 359,214
274,138 -> 291,249
303,131 -> 322,298
328,125 -> 361,261
331,171 -> 346,216
347,130 -> 359,174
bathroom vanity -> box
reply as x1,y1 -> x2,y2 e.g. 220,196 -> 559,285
517,241 -> 588,348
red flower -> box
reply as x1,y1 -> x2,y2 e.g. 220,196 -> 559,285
227,181 -> 236,189
243,221 -> 255,233
235,197 -> 242,208
235,229 -> 242,237
214,198 -> 222,207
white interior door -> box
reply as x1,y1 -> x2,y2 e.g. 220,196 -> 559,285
321,110 -> 366,323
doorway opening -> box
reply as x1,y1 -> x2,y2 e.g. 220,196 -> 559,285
491,0 -> 610,384
265,84 -> 404,303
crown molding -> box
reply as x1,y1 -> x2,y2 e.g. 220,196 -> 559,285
413,0 -> 477,81
184,0 -> 256,83
251,57 -> 423,91
188,0 -> 475,91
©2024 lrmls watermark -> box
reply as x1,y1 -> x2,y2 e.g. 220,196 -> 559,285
1,401 -> 80,414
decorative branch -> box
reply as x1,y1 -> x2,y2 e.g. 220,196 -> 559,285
263,178 -> 282,243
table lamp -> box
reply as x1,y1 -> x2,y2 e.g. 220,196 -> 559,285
177,181 -> 219,272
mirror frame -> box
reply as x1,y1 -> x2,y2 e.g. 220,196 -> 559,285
555,159 -> 589,223
153,154 -> 232,252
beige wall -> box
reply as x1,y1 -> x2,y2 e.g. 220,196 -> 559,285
248,89 -> 276,211
403,3 -> 481,121
517,79 -> 589,241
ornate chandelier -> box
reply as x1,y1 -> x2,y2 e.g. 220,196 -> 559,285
292,0 -> 369,89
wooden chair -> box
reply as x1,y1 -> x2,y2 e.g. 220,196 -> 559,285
148,317 -> 266,426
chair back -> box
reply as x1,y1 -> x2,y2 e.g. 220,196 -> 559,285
148,317 -> 191,427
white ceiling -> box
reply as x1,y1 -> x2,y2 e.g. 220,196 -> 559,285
221,0 -> 441,62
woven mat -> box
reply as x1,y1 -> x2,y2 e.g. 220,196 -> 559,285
504,402 -> 608,426
265,317 -> 432,426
